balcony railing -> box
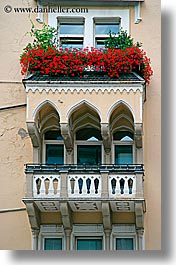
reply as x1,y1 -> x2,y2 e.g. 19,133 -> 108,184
25,164 -> 144,199
25,164 -> 144,173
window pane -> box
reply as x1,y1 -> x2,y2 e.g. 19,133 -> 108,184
77,145 -> 101,165
61,42 -> 83,49
44,238 -> 62,250
116,238 -> 133,250
113,131 -> 134,141
45,130 -> 63,140
95,24 -> 119,34
76,128 -> 102,141
60,24 -> 84,34
115,145 -> 133,164
46,144 -> 64,164
96,39 -> 106,49
77,238 -> 102,250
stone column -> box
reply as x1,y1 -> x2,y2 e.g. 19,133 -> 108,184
105,229 -> 111,250
137,229 -> 144,250
32,229 -> 39,250
65,229 -> 72,250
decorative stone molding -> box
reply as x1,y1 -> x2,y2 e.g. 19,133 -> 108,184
101,123 -> 111,153
135,123 -> 143,148
25,84 -> 144,94
27,122 -> 41,148
60,123 -> 73,153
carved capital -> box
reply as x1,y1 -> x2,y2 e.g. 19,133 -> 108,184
60,123 -> 73,152
101,123 -> 111,153
134,123 -> 143,148
27,122 -> 41,147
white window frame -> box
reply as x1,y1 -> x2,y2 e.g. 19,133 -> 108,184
93,17 -> 121,48
58,17 -> 85,48
48,9 -> 129,48
38,225 -> 65,250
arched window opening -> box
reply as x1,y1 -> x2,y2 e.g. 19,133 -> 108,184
113,131 -> 134,141
45,130 -> 63,140
76,128 -> 102,141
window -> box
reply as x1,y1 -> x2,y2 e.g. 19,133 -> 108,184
115,145 -> 133,164
76,128 -> 102,165
46,144 -> 64,164
77,238 -> 102,250
116,238 -> 134,250
94,17 -> 120,48
44,130 -> 64,164
77,145 -> 101,165
39,225 -> 65,250
112,224 -> 136,250
58,18 -> 84,48
113,131 -> 134,165
44,238 -> 62,250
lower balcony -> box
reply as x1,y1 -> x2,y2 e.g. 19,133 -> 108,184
23,164 -> 145,249
24,164 -> 144,200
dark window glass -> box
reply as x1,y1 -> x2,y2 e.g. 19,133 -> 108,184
116,238 -> 133,250
45,130 -> 63,140
60,24 -> 84,34
115,145 -> 133,164
77,238 -> 102,250
44,238 -> 62,250
76,128 -> 102,141
113,131 -> 134,141
95,24 -> 120,34
46,144 -> 64,164
77,145 -> 101,165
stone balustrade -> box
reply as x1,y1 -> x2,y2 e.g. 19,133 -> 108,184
25,164 -> 144,199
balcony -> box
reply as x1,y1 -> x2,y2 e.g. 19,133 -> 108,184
25,164 -> 144,200
23,163 -> 145,234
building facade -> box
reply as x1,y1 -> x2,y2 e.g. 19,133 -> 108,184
0,0 -> 161,250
